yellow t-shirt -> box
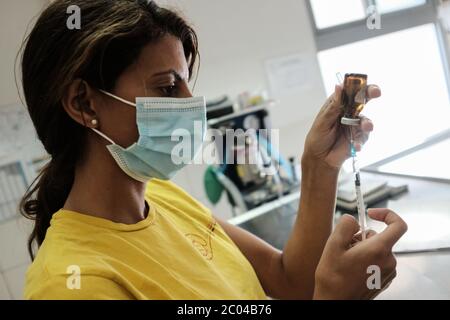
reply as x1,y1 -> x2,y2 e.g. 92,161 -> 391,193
24,179 -> 266,300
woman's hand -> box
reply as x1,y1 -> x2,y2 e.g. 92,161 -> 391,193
313,209 -> 408,300
303,84 -> 381,169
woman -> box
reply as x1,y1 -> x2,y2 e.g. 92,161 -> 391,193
20,0 -> 407,300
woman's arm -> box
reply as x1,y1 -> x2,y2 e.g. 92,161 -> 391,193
278,157 -> 340,299
216,85 -> 381,299
216,160 -> 340,300
276,83 -> 378,298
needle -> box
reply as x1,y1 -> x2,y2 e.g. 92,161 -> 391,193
350,128 -> 367,241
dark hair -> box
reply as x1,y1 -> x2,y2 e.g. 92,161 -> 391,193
19,0 -> 199,260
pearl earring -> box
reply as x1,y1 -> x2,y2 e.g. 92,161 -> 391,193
91,119 -> 98,126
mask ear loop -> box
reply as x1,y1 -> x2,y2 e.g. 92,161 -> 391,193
95,86 -> 139,146
99,89 -> 136,108
91,128 -> 116,145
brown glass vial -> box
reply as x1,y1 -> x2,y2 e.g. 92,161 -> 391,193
341,73 -> 368,126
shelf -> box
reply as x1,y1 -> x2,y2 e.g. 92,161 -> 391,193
207,100 -> 276,127
228,191 -> 300,226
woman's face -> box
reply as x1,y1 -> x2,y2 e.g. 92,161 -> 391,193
95,34 -> 193,148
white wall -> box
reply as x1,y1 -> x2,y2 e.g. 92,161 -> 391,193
0,0 -> 47,106
0,0 -> 48,300
0,0 -> 326,299
159,0 -> 327,218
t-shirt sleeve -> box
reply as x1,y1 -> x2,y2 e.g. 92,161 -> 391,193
26,274 -> 135,300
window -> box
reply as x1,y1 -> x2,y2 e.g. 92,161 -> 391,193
376,0 -> 426,14
310,0 -> 366,29
309,0 -> 429,30
308,0 -> 450,167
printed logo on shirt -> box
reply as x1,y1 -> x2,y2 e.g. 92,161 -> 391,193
185,219 -> 217,261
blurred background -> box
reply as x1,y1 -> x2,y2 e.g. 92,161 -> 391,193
1,0 -> 450,299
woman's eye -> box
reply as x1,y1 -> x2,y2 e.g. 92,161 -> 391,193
160,85 -> 177,97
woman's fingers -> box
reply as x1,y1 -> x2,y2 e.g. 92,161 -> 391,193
347,117 -> 371,152
330,214 -> 361,251
367,209 -> 408,250
320,84 -> 380,119
366,84 -> 382,102
352,229 -> 378,242
317,85 -> 343,128
351,132 -> 369,151
350,229 -> 378,248
360,115 -> 374,133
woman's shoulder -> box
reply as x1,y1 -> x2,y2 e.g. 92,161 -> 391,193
24,236 -> 130,299
26,234 -> 109,281
25,260 -> 133,299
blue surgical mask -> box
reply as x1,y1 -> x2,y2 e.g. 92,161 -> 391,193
92,90 -> 207,182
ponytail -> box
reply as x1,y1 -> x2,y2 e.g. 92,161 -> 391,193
20,154 -> 76,259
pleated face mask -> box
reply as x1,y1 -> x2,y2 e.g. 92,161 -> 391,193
92,90 -> 207,182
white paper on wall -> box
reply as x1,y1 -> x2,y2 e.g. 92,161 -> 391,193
264,54 -> 311,99
0,103 -> 42,159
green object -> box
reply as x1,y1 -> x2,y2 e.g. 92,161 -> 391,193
204,166 -> 224,205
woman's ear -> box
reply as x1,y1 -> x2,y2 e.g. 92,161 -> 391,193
62,79 -> 100,128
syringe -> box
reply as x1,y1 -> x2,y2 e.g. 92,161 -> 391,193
338,72 -> 369,240
349,128 -> 367,240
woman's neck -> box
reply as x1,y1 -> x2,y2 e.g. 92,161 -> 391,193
63,143 -> 148,224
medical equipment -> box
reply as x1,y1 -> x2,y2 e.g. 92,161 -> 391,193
340,73 -> 369,240
205,102 -> 298,216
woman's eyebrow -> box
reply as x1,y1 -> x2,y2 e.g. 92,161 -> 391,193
151,69 -> 185,81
